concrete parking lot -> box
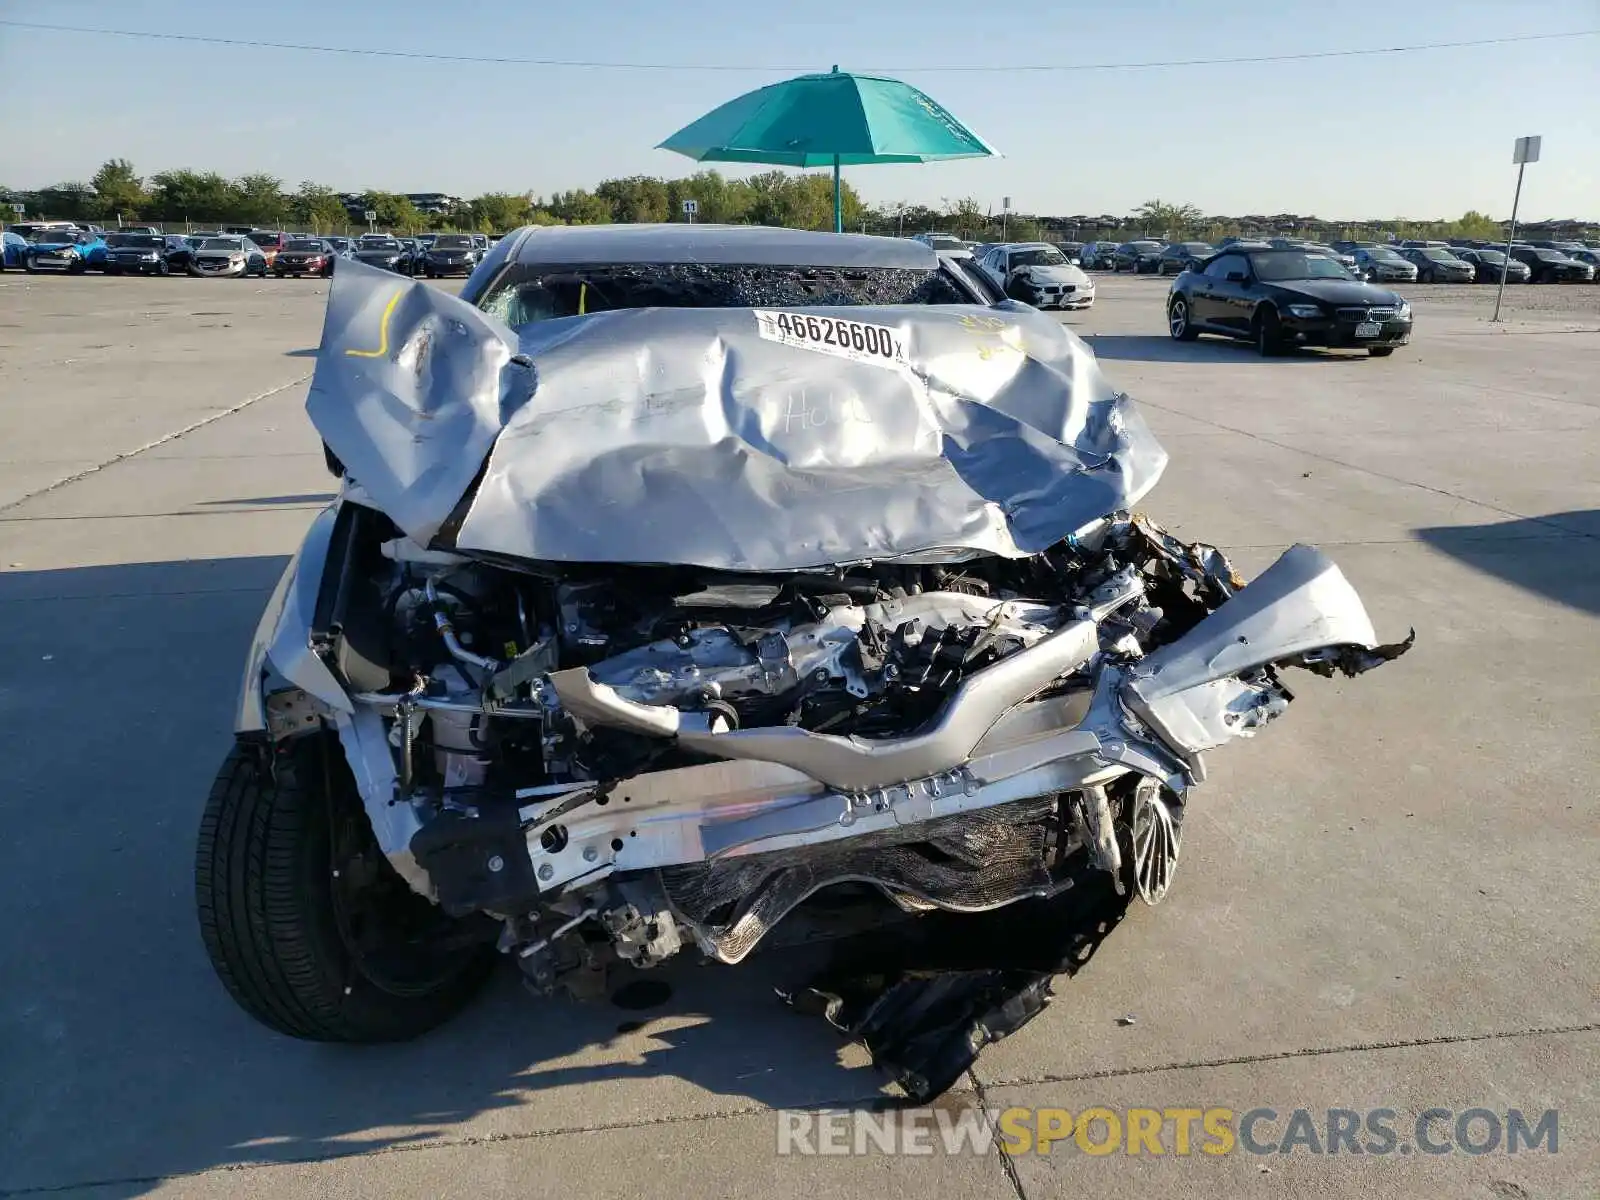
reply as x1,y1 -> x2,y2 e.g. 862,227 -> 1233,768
1,270 -> 1595,1199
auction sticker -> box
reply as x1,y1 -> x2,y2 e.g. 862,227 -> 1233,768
754,310 -> 908,370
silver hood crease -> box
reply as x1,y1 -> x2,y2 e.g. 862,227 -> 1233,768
308,260 -> 1167,570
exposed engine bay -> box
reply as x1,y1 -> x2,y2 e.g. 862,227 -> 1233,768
293,501 -> 1408,1003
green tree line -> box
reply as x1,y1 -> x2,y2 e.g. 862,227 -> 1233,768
2,159 -> 880,234
2,161 -> 1558,245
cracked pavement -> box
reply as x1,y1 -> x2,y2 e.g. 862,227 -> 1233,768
0,271 -> 1595,1199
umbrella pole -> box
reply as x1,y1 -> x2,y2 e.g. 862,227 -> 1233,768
833,155 -> 842,233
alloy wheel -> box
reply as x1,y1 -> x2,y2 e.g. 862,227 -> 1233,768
1128,779 -> 1182,905
1168,299 -> 1188,339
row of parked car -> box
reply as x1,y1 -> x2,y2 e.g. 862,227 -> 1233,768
0,221 -> 496,279
1067,235 -> 1597,285
911,228 -> 1598,287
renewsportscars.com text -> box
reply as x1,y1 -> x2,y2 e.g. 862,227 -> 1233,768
775,1106 -> 1559,1157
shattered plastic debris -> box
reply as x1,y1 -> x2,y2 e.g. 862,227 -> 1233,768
780,857 -> 1130,1102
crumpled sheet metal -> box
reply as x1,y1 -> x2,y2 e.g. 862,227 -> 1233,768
308,258 -> 1168,571
306,260 -> 526,546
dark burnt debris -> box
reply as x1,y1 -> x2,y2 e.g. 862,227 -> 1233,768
780,854 -> 1131,1103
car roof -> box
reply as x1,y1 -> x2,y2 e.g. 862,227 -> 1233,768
993,242 -> 1058,251
505,223 -> 937,269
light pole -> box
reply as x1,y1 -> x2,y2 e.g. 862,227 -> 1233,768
1493,135 -> 1541,323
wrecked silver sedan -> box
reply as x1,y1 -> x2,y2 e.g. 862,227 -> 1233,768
197,228 -> 1409,1099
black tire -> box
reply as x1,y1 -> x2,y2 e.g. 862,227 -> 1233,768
1367,346 -> 1396,357
157,259 -> 170,277
195,739 -> 495,1042
23,258 -> 38,274
1254,306 -> 1282,357
1167,296 -> 1199,341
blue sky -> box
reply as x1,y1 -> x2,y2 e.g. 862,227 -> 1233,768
2,0 -> 1596,219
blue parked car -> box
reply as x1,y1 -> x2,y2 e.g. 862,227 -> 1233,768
23,227 -> 109,274
1,230 -> 27,271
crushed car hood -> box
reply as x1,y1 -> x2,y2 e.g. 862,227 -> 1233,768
308,259 -> 1167,571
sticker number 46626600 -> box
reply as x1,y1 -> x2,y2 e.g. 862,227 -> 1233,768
753,310 -> 907,369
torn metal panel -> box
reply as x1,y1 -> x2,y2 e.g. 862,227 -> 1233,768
1125,543 -> 1383,701
306,261 -> 526,547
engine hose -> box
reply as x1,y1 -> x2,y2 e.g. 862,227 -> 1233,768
425,576 -> 500,675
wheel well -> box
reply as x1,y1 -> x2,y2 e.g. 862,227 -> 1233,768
1252,301 -> 1277,326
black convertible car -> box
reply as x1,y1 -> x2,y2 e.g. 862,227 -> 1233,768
1166,247 -> 1412,357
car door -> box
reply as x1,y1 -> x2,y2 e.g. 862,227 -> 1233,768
981,248 -> 1007,289
1190,254 -> 1243,329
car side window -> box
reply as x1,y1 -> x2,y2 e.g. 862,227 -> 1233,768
1203,255 -> 1241,280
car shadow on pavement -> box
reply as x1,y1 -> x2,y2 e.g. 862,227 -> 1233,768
0,555 -> 982,1194
1085,334 -> 1376,364
200,493 -> 338,506
284,347 -> 319,357
1414,512 -> 1600,615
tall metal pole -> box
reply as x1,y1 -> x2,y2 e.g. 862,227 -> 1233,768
832,155 -> 842,234
1492,160 -> 1526,323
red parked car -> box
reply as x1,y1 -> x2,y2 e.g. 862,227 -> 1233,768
273,238 -> 336,277
246,230 -> 287,267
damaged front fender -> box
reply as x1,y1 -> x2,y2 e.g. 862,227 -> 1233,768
234,503 -> 350,735
1121,543 -> 1411,760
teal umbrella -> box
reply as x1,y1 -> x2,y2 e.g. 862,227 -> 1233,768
658,67 -> 997,232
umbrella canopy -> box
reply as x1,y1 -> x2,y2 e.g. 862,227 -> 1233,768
658,67 -> 997,231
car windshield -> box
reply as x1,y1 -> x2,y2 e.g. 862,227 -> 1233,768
1471,250 -> 1505,263
1367,248 -> 1405,261
109,234 -> 162,248
285,240 -> 324,251
480,263 -> 971,329
248,232 -> 280,244
1179,243 -> 1212,254
434,235 -> 473,249
1128,241 -> 1161,252
1532,250 -> 1568,261
200,239 -> 242,251
924,235 -> 965,251
31,229 -> 81,243
361,238 -> 401,250
1247,250 -> 1353,281
1420,249 -> 1459,261
327,238 -> 351,249
1011,247 -> 1068,268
